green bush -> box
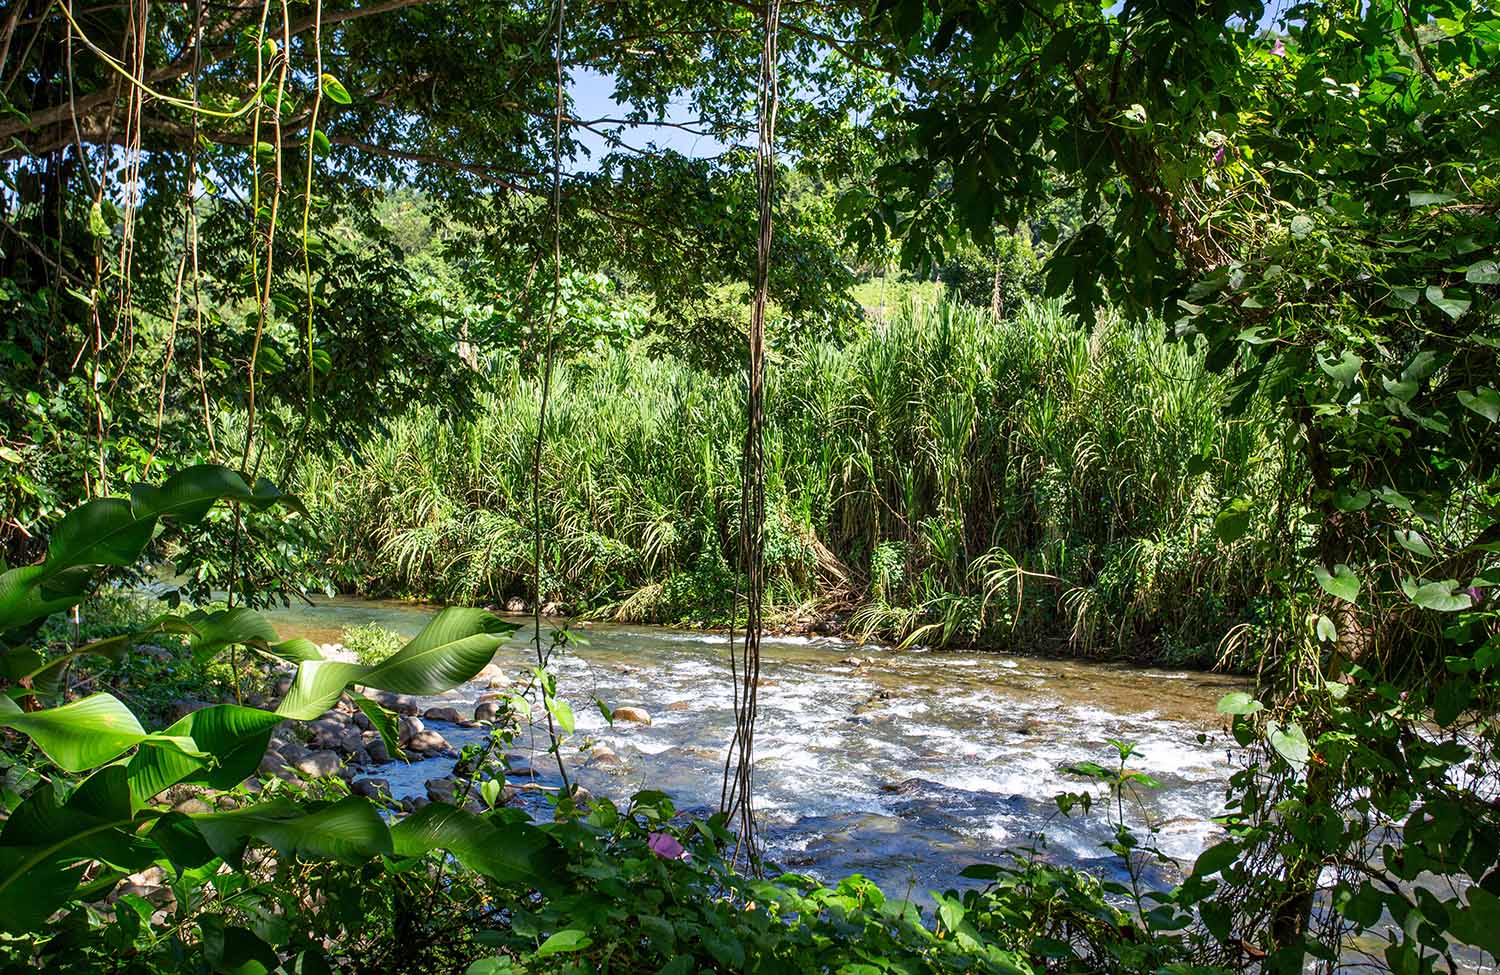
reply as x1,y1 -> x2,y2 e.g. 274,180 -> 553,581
340,622 -> 406,665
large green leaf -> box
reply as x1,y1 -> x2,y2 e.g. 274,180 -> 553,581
361,608 -> 518,694
1400,578 -> 1474,613
0,767 -> 154,932
0,693 -> 148,771
1268,721 -> 1310,772
129,464 -> 257,524
128,705 -> 286,804
187,607 -> 282,663
275,660 -> 367,719
41,498 -> 156,582
389,804 -> 561,890
185,797 -> 392,866
0,564 -> 94,634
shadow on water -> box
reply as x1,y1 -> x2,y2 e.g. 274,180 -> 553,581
264,596 -> 1245,898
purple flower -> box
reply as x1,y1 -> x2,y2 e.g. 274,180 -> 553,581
648,832 -> 687,860
1271,38 -> 1287,57
1466,586 -> 1485,606
1213,145 -> 1227,166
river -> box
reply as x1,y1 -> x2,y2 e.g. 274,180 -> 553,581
264,596 -> 1246,898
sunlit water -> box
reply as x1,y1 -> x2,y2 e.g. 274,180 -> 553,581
264,597 -> 1246,897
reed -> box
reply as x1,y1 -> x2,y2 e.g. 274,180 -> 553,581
298,296 -> 1293,665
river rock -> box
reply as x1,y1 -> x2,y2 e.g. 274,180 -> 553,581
258,751 -> 289,775
425,777 -> 463,804
423,706 -> 463,724
476,663 -> 509,688
504,597 -> 527,613
407,730 -> 452,755
274,676 -> 294,697
352,777 -> 392,801
279,742 -> 313,765
473,701 -> 500,723
363,734 -> 392,764
666,700 -> 691,711
374,691 -> 422,716
611,706 -> 652,726
295,750 -> 342,778
587,747 -> 623,768
397,715 -> 424,746
352,710 -> 373,731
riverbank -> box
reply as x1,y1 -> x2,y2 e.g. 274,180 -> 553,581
294,298 -> 1292,671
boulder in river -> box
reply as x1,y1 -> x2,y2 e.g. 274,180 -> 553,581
295,750 -> 343,779
373,691 -> 422,715
397,715 -> 424,746
473,701 -> 500,723
423,706 -> 464,724
504,597 -> 527,614
407,730 -> 452,755
666,700 -> 691,712
476,663 -> 508,688
611,706 -> 652,726
352,777 -> 391,801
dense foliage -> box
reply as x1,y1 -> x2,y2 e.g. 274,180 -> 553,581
2,0 -> 1498,972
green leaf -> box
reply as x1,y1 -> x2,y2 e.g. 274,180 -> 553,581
1450,887 -> 1500,958
1317,350 -> 1363,386
1213,498 -> 1252,543
186,797 -> 392,866
547,696 -> 575,736
1314,564 -> 1361,604
128,705 -> 285,803
1216,691 -> 1263,716
535,929 -> 592,957
1424,285 -> 1470,320
1394,529 -> 1434,557
1315,615 -> 1337,643
0,767 -> 150,933
1191,840 -> 1239,878
1465,260 -> 1500,285
1408,191 -> 1456,206
320,73 -> 352,105
361,608 -> 518,694
186,607 -> 281,664
201,917 -> 278,975
353,697 -> 405,762
1267,721 -> 1310,771
129,465 -> 258,524
0,694 -> 147,772
1401,578 -> 1474,613
43,499 -> 156,581
391,804 -> 560,889
1290,214 -> 1313,238
311,129 -> 332,156
1457,387 -> 1500,423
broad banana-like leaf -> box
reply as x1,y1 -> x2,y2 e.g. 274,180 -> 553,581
0,564 -> 93,635
390,804 -> 561,891
187,607 -> 281,664
40,498 -> 156,583
129,464 -> 258,524
275,660 -> 367,719
270,637 -> 323,663
185,797 -> 392,866
361,608 -> 518,694
0,767 -> 156,932
0,694 -> 148,772
127,705 -> 286,804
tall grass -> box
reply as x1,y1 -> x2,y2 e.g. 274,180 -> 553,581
298,297 -> 1294,666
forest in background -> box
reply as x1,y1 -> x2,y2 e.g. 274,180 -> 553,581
1,0 -> 1497,973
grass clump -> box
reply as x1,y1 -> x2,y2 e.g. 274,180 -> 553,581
340,622 -> 406,665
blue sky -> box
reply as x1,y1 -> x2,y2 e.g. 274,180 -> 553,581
568,68 -> 731,163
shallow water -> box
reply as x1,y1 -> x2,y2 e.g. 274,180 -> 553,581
264,597 -> 1246,897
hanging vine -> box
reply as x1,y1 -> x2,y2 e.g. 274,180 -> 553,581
720,0 -> 782,872
528,0 -> 573,798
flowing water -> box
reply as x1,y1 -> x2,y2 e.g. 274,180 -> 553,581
265,597 -> 1246,897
